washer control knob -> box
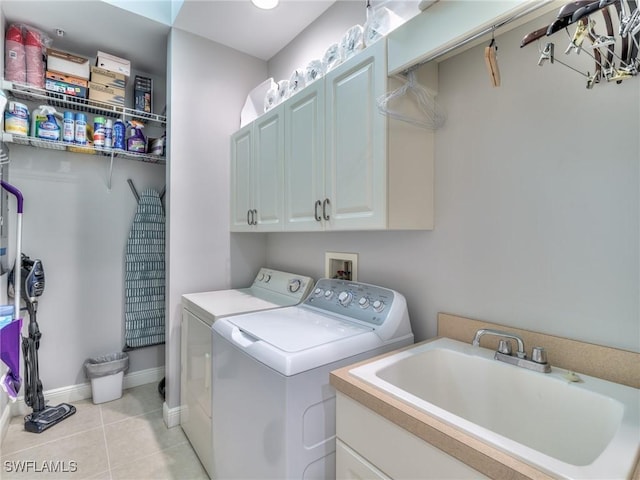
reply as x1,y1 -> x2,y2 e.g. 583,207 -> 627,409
264,274 -> 271,283
258,273 -> 265,281
372,300 -> 385,313
358,297 -> 370,309
288,279 -> 302,293
338,291 -> 353,307
314,288 -> 323,297
324,290 -> 334,300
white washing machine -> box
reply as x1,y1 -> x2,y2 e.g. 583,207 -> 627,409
180,268 -> 313,478
211,278 -> 414,479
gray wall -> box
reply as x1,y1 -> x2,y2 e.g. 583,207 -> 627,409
8,150 -> 165,387
166,27 -> 267,409
254,9 -> 639,352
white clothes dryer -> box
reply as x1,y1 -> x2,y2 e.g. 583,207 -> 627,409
211,278 -> 414,479
180,268 -> 313,478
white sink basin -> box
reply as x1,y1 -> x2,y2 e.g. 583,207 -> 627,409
349,337 -> 640,479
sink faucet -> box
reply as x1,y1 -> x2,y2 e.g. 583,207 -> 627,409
472,328 -> 526,358
472,328 -> 551,373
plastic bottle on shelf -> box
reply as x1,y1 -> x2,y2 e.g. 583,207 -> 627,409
126,120 -> 146,153
112,119 -> 126,150
38,114 -> 60,141
31,106 -> 61,141
74,113 -> 87,145
93,116 -> 106,148
4,101 -> 29,136
62,111 -> 74,143
104,119 -> 113,150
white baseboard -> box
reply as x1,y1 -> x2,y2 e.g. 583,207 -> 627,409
123,366 -> 164,390
0,400 -> 12,444
8,366 -> 164,417
163,401 -> 182,429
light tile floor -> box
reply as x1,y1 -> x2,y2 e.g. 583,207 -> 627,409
1,383 -> 208,479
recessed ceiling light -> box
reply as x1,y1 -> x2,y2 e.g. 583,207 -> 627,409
251,0 -> 279,10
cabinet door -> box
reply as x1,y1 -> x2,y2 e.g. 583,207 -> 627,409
325,40 -> 387,230
230,124 -> 254,232
336,439 -> 391,480
253,105 -> 284,231
284,81 -> 325,231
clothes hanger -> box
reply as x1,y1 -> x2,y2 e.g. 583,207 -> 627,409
521,1 -> 593,47
376,69 -> 446,130
546,0 -> 595,35
484,29 -> 500,87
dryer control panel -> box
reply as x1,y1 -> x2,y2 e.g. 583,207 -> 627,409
303,278 -> 396,326
251,268 -> 313,302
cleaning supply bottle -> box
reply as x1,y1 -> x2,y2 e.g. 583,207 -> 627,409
126,120 -> 146,153
112,119 -> 126,150
74,113 -> 87,145
104,119 -> 113,150
93,116 -> 106,148
31,105 -> 61,141
62,111 -> 74,143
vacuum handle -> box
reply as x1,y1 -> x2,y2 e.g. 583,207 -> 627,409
1,181 -> 23,318
1,181 -> 23,214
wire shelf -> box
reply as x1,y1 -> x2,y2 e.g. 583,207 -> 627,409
3,133 -> 166,165
2,80 -> 166,126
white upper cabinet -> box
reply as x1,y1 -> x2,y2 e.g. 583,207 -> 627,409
324,40 -> 387,230
284,79 -> 325,231
254,106 -> 285,230
230,123 -> 254,231
231,38 -> 435,232
231,105 -> 284,232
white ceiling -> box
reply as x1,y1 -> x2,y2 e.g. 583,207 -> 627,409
1,1 -> 336,77
173,0 -> 336,61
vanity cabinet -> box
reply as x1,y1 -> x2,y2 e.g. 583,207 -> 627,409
230,104 -> 284,231
336,393 -> 488,479
232,38 -> 435,232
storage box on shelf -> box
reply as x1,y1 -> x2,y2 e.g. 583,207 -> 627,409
46,48 -> 91,79
96,51 -> 131,77
89,65 -> 126,107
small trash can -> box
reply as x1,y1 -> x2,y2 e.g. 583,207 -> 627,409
84,352 -> 129,404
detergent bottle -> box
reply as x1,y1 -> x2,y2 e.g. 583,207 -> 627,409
126,120 -> 146,153
112,119 -> 126,150
31,106 -> 61,142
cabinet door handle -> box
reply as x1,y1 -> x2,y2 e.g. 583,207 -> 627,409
322,198 -> 331,221
314,200 -> 322,221
247,209 -> 252,225
252,209 -> 258,225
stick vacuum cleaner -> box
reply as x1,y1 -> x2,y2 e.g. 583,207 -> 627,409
2,181 -> 76,433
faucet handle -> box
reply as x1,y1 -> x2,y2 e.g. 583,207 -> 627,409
497,339 -> 512,355
531,346 -> 548,364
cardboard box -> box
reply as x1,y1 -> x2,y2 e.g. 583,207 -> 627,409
45,78 -> 88,98
96,51 -> 130,77
134,75 -> 152,113
46,49 -> 90,79
88,82 -> 125,106
46,70 -> 88,88
90,66 -> 126,89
